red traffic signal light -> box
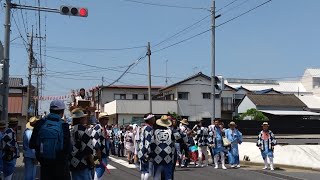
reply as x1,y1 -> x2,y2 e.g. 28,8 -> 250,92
60,6 -> 88,17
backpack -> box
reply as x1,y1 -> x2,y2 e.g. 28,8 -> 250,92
38,119 -> 64,159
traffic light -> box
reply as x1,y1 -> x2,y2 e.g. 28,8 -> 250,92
60,6 -> 88,17
214,75 -> 224,92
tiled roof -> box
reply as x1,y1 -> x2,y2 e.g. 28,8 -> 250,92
246,94 -> 306,108
9,78 -> 23,87
105,85 -> 163,89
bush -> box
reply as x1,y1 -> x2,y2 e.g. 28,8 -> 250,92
239,108 -> 269,121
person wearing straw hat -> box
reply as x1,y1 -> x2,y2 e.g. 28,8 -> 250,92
151,115 -> 187,180
1,118 -> 20,180
257,122 -> 277,171
138,113 -> 155,180
178,118 -> 191,168
91,112 -> 109,180
69,108 -> 94,180
0,121 -> 6,177
225,121 -> 243,169
23,117 -> 39,180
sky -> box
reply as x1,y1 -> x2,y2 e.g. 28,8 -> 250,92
1,0 -> 320,113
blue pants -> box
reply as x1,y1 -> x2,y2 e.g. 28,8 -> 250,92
3,158 -> 16,178
24,157 -> 37,180
153,163 -> 173,180
140,160 -> 153,174
72,168 -> 92,180
95,158 -> 108,178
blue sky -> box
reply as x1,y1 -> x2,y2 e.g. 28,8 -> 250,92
1,0 -> 320,113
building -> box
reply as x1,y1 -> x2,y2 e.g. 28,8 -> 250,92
100,85 -> 174,125
237,94 -> 320,120
301,68 -> 320,96
8,78 -> 30,141
159,72 -> 222,124
297,95 -> 320,113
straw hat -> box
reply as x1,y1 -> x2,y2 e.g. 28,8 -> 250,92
26,117 -> 39,129
8,118 -> 18,126
71,108 -> 87,119
180,119 -> 189,125
261,122 -> 269,126
156,115 -> 172,127
228,121 -> 237,127
98,112 -> 109,120
0,121 -> 6,129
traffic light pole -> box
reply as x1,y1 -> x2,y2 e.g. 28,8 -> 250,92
2,0 -> 12,122
211,0 -> 216,122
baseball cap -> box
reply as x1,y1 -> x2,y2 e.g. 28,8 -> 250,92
50,100 -> 65,110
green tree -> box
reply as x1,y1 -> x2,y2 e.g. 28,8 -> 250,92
239,108 -> 269,121
167,111 -> 182,120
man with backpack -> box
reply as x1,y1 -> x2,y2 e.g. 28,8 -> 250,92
30,100 -> 72,180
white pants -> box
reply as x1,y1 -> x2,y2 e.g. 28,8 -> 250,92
198,146 -> 208,166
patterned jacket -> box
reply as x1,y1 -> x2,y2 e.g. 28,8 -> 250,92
138,125 -> 153,161
91,124 -> 107,158
256,130 -> 277,151
2,128 -> 20,160
195,127 -> 211,147
70,124 -> 94,170
151,127 -> 188,165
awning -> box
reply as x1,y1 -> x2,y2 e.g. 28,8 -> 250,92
260,110 -> 320,116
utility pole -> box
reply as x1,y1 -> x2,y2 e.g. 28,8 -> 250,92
211,0 -> 216,122
27,29 -> 34,121
2,0 -> 12,122
165,59 -> 168,86
147,42 -> 152,113
100,76 -> 104,112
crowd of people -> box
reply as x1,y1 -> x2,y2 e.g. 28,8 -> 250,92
0,99 -> 277,180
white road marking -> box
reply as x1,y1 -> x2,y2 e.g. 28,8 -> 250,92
109,156 -> 137,169
107,164 -> 117,170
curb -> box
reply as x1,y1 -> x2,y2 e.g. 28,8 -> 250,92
240,161 -> 320,172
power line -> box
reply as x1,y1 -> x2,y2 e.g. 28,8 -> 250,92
11,13 -> 29,52
153,28 -> 211,53
120,0 -> 209,11
220,0 -> 251,15
216,0 -> 241,12
153,14 -> 211,48
216,0 -> 272,28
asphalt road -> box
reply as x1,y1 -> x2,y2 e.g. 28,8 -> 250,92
11,156 -> 320,180
243,138 -> 320,145
104,156 -> 320,180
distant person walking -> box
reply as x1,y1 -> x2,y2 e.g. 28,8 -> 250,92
257,122 -> 277,171
2,118 -> 20,180
23,117 -> 39,180
194,120 -> 210,167
209,119 -> 227,170
225,122 -> 242,168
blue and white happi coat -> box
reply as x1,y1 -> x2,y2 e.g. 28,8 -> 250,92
225,128 -> 242,165
257,130 -> 277,159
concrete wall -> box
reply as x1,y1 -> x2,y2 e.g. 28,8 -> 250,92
238,96 -> 256,114
301,70 -> 314,92
104,100 -> 177,115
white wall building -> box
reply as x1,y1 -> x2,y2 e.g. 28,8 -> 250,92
160,72 -> 222,122
301,68 -> 320,96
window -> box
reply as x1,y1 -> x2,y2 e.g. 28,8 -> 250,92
221,97 -> 233,111
115,94 -> 126,100
144,94 -> 148,100
165,94 -> 174,100
132,94 -> 138,100
203,93 -> 211,99
120,94 -> 126,100
178,92 -> 189,100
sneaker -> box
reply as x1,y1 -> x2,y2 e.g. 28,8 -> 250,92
181,164 -> 185,168
236,165 -> 241,168
196,164 -> 201,167
214,165 -> 218,169
230,165 -> 235,168
270,167 -> 274,171
262,167 -> 268,170
222,165 -> 227,170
